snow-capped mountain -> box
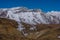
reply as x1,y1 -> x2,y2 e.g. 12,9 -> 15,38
0,7 -> 60,33
0,7 -> 60,24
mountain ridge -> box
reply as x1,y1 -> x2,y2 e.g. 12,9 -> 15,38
0,7 -> 59,24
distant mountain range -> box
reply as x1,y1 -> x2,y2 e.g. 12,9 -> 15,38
0,7 -> 60,24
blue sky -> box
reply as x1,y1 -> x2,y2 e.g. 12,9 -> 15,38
0,0 -> 60,12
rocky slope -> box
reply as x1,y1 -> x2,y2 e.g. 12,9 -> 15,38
0,18 -> 24,40
0,18 -> 60,40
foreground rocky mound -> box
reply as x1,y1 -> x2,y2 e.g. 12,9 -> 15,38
0,18 -> 24,40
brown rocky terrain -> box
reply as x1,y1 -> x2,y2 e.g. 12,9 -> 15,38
0,18 -> 60,40
21,22 -> 60,40
0,18 -> 24,40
